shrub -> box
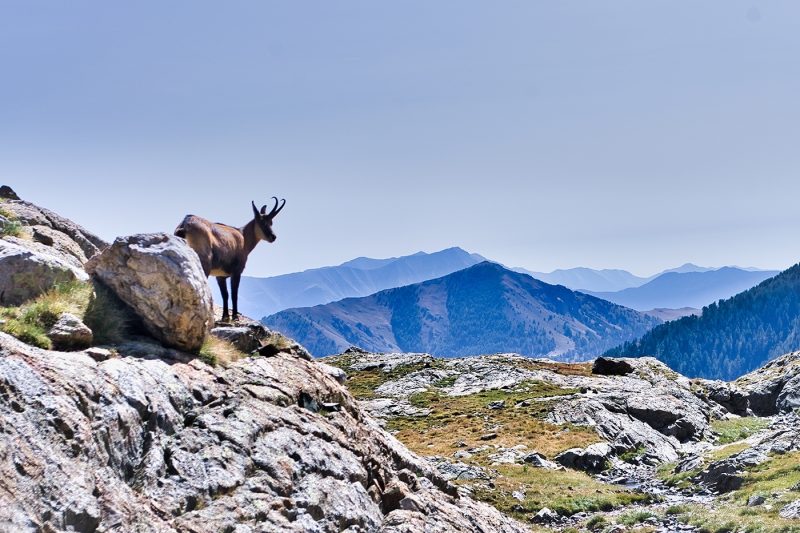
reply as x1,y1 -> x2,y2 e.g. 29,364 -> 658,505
586,514 -> 609,531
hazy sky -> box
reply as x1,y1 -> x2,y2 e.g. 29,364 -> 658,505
2,1 -> 799,277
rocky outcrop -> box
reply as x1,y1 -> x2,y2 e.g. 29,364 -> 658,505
693,352 -> 800,417
0,239 -> 89,306
0,332 -> 526,532
0,188 -> 106,262
86,233 -> 214,353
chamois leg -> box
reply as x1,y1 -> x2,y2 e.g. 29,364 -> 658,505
216,277 -> 230,322
231,274 -> 241,321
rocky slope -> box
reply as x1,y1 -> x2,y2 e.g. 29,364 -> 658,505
0,333 -> 527,532
324,349 -> 800,531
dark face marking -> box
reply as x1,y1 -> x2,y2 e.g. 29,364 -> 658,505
256,215 -> 277,242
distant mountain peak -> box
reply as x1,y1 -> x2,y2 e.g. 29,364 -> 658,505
265,262 -> 660,359
212,247 -> 487,319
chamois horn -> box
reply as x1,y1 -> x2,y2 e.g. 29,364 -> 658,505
267,196 -> 286,218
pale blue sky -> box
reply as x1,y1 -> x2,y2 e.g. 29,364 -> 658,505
2,1 -> 799,277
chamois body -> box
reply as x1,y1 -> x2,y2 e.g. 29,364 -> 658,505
175,198 -> 285,321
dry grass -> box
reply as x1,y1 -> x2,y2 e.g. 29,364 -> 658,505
1,280 -> 134,349
199,336 -> 247,366
515,358 -> 594,377
0,281 -> 93,349
390,382 -> 597,458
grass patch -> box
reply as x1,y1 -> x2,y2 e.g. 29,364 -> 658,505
709,442 -> 751,462
515,358 -> 593,377
617,510 -> 656,526
0,280 -> 134,349
0,281 -> 93,349
199,336 -> 247,366
0,205 -> 24,238
469,464 -> 650,521
585,514 -> 609,530
389,381 -> 594,459
0,218 -> 23,237
657,462 -> 702,490
711,417 -> 770,445
620,445 -> 646,463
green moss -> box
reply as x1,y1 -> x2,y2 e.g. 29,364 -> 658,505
619,445 -> 646,463
711,417 -> 770,445
657,462 -> 702,490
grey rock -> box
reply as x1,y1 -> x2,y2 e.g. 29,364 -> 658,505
47,312 -> 93,351
85,233 -> 214,352
429,459 -> 489,481
548,397 -> 682,463
780,500 -> 800,519
317,362 -> 347,384
592,357 -> 634,376
487,449 -> 523,464
533,507 -> 559,523
0,185 -> 20,200
0,239 -> 89,306
0,332 -> 526,533
747,494 -> 766,506
84,347 -> 112,362
522,452 -> 561,470
732,352 -> 800,415
675,454 -> 704,473
555,443 -> 612,473
488,400 -> 505,409
362,398 -> 431,420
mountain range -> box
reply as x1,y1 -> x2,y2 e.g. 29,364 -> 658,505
607,263 -> 800,380
264,261 -> 661,358
585,267 -> 779,311
211,247 -> 485,319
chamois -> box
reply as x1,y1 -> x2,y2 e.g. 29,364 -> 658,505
175,197 -> 286,321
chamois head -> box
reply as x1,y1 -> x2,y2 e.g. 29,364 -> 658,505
251,197 -> 285,243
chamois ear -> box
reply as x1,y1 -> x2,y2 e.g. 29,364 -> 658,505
260,204 -> 267,215
252,201 -> 260,219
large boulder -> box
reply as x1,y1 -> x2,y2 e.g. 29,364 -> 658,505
85,233 -> 213,352
0,240 -> 89,306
